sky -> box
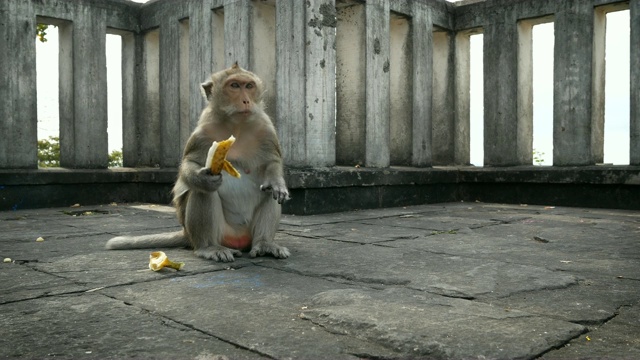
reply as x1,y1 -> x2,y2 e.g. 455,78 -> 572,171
35,2 -> 631,166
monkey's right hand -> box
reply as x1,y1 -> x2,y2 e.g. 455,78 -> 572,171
191,167 -> 223,193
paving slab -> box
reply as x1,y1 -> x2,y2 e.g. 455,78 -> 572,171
0,292 -> 267,359
1,202 -> 639,359
301,287 -> 585,359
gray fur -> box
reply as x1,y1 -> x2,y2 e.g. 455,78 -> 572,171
105,64 -> 289,262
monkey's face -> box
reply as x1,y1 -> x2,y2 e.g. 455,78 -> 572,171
222,74 -> 259,116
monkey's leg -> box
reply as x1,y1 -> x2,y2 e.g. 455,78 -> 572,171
185,191 -> 241,262
249,199 -> 290,259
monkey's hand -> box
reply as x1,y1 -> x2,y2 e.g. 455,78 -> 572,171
260,181 -> 290,204
190,167 -> 223,193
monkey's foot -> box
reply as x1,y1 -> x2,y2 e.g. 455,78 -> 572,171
249,242 -> 290,259
194,246 -> 242,262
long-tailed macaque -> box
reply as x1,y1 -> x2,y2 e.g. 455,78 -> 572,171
106,63 -> 290,262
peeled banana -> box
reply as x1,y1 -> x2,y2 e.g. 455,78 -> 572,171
205,135 -> 241,178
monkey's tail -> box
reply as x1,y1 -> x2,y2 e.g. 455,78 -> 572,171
105,230 -> 188,250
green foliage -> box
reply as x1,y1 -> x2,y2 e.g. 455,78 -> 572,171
533,149 -> 545,166
108,150 -> 123,168
36,24 -> 49,43
37,136 -> 60,168
37,136 -> 124,168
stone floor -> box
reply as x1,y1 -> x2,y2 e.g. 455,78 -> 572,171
1,202 -> 639,359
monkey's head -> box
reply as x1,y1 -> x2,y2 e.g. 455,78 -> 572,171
201,63 -> 265,117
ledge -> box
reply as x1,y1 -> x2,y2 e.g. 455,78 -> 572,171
1,166 -> 638,213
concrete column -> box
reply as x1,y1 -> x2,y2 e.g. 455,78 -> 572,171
179,19 -> 190,153
631,0 -> 640,165
224,0 -> 250,67
336,3 -> 366,166
276,0 -> 307,165
249,1 -> 277,126
188,1 -> 214,136
412,3 -> 434,167
453,31 -> 473,166
483,10 -> 523,166
137,29 -> 162,167
0,0 -> 37,169
212,7 -> 225,72
389,13 -> 412,166
592,7 -> 607,164
276,0 -> 336,167
553,1 -> 594,166
59,10 -> 109,168
304,0 -> 337,167
118,30 -> 142,168
516,19 -> 534,165
365,0 -> 390,168
159,19 -> 182,167
432,29 -> 453,166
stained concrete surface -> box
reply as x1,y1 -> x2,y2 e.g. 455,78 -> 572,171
1,202 -> 639,359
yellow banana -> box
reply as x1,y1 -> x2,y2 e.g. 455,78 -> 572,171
205,135 -> 241,178
149,251 -> 184,271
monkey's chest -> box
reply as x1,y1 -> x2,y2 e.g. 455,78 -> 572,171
217,169 -> 264,226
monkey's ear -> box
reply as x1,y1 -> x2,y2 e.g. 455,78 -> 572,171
200,81 -> 214,101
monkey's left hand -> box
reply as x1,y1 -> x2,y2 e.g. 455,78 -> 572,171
260,181 -> 290,204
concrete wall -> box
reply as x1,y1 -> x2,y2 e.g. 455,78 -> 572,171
0,0 -> 638,211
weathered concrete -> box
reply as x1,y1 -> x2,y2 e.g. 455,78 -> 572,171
2,166 -> 640,212
365,0 -> 391,168
1,0 -> 639,215
632,0 -> 640,165
553,1 -> 595,166
1,202 -> 638,359
0,0 -> 38,169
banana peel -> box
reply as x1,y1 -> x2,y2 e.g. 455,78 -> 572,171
149,251 -> 184,271
205,135 -> 241,178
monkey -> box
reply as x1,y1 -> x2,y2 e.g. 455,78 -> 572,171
106,63 -> 290,262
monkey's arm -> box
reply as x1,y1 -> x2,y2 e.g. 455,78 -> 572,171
255,131 -> 289,203
179,159 -> 223,193
179,135 -> 223,193
259,160 -> 289,204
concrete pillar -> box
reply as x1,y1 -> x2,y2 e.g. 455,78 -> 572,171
159,19 -> 182,167
188,0 -> 215,137
276,0 -> 307,165
224,0 -> 250,67
631,0 -> 640,165
516,19 -> 535,165
483,10 -> 525,166
0,0 -> 37,169
137,29 -> 162,167
592,7 -> 607,164
432,29 -> 453,165
453,30 -> 473,166
117,30 -> 142,168
412,2 -> 434,167
336,3 -> 366,166
250,1 -> 277,128
179,19 -> 190,153
553,1 -> 594,166
304,0 -> 337,167
212,7 -> 225,72
277,0 -> 336,167
389,13 -> 412,166
365,0 -> 391,168
59,10 -> 109,168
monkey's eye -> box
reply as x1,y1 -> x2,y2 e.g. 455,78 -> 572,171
246,83 -> 254,89
230,82 -> 240,89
